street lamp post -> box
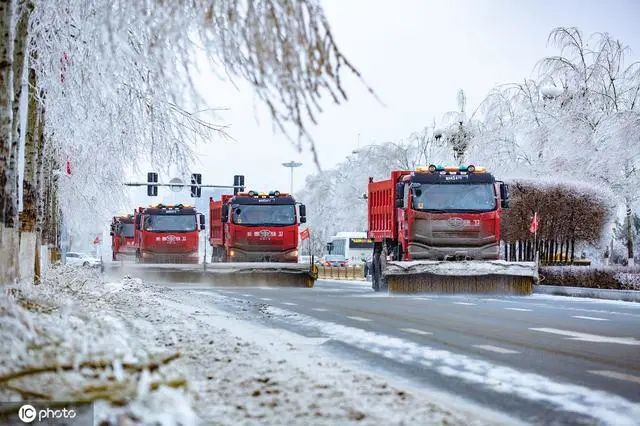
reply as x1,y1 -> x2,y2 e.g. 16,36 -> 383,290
281,161 -> 302,193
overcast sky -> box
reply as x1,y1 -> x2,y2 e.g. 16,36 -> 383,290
184,0 -> 640,197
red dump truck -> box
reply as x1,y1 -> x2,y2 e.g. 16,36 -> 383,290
110,214 -> 136,261
368,165 -> 537,293
209,191 -> 306,262
134,204 -> 205,263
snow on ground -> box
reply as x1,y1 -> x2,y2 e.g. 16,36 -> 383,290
1,266 -> 484,425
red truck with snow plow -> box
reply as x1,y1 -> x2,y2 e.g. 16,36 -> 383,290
134,204 -> 205,263
367,165 -> 536,293
110,214 -> 136,261
209,191 -> 306,262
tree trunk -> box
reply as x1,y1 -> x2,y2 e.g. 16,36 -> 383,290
570,239 -> 575,264
0,0 -> 16,284
9,0 -> 29,229
34,97 -> 45,280
19,64 -> 37,283
626,203 -> 635,267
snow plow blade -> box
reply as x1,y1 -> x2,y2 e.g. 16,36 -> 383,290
105,262 -> 317,287
384,260 -> 537,294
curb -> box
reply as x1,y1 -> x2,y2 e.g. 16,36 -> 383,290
534,285 -> 640,303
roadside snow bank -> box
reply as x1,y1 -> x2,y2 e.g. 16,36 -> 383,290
1,266 -> 476,425
1,266 -> 195,425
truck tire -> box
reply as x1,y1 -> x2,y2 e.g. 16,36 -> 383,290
379,244 -> 389,292
372,243 -> 383,291
371,253 -> 379,291
112,252 -> 116,261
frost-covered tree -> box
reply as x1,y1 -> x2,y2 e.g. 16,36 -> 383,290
470,27 -> 640,265
1,0 -> 366,283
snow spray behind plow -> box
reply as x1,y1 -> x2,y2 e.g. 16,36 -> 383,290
104,263 -> 317,287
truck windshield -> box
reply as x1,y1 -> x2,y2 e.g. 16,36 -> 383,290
119,223 -> 134,237
232,205 -> 296,226
412,184 -> 496,212
143,215 -> 196,232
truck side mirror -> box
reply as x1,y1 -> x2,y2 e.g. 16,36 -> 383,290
500,183 -> 510,209
299,204 -> 307,223
109,231 -> 114,236
199,214 -> 205,230
395,198 -> 403,208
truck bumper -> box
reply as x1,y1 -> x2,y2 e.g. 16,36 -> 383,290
408,242 -> 499,260
228,248 -> 298,263
140,251 -> 200,264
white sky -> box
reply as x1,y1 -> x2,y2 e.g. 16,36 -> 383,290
187,0 -> 640,196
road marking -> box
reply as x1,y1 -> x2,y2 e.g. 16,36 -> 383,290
241,294 -> 252,297
312,308 -> 328,312
505,307 -> 532,312
400,328 -> 432,336
572,315 -> 609,321
530,328 -> 640,346
588,370 -> 640,384
473,345 -> 520,354
453,302 -> 476,306
282,302 -> 297,306
260,298 -> 272,301
414,297 -> 433,301
346,316 -> 372,322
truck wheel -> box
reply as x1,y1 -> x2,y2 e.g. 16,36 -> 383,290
371,253 -> 379,291
135,249 -> 141,264
112,252 -> 116,261
379,245 -> 389,292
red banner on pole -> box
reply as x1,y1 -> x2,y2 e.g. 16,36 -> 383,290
93,235 -> 101,245
300,228 -> 310,241
529,212 -> 539,234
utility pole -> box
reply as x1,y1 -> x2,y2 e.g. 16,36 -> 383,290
281,161 -> 302,193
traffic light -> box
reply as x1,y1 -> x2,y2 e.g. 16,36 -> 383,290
233,175 -> 245,195
190,173 -> 202,198
147,172 -> 158,196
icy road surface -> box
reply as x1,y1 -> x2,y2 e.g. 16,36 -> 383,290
166,279 -> 640,425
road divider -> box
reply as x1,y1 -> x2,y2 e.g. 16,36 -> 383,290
534,285 -> 640,303
317,265 -> 366,281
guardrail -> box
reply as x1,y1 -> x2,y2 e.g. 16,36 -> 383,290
317,265 -> 367,281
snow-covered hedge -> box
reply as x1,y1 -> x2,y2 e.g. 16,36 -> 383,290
540,266 -> 640,290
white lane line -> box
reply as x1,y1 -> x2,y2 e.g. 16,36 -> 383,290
282,302 -> 298,306
241,294 -> 252,297
400,328 -> 432,336
260,298 -> 272,301
572,315 -> 609,321
346,316 -> 372,322
588,370 -> 640,384
505,307 -> 532,312
414,297 -> 433,301
530,328 -> 640,346
453,302 -> 476,306
312,308 -> 328,312
473,345 -> 520,354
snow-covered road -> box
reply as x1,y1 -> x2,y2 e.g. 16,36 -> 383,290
1,268 -> 502,425
169,279 -> 640,426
